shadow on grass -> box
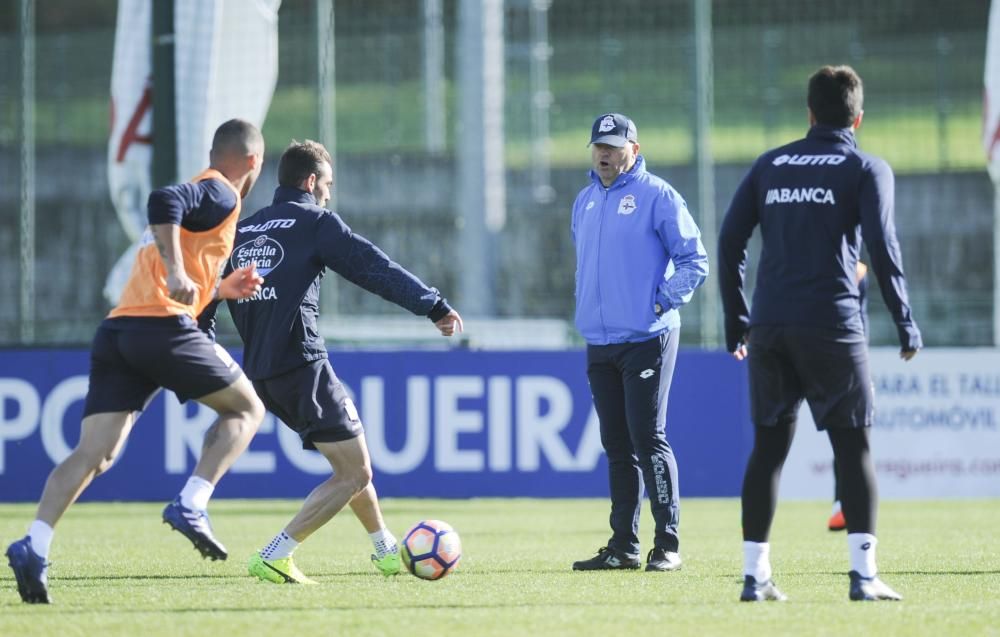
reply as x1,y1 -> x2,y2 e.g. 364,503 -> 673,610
471,529 -> 602,539
0,599 -> 663,614
884,569 -> 1000,576
45,574 -> 242,589
778,569 -> 1000,577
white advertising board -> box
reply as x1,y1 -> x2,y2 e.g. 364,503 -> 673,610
780,348 -> 1000,499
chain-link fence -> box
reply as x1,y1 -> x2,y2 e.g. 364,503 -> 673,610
0,0 -> 991,347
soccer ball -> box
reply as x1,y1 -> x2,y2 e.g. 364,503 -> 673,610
400,519 -> 462,580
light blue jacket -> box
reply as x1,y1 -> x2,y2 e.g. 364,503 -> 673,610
572,155 -> 709,345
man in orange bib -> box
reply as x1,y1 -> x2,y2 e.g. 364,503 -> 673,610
6,119 -> 266,604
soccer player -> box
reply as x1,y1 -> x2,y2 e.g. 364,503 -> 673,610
216,140 -> 463,584
718,66 -> 922,602
5,119 -> 267,604
570,113 -> 709,573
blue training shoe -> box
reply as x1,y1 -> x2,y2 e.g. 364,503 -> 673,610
740,575 -> 787,602
849,570 -> 902,601
6,536 -> 51,604
162,497 -> 228,561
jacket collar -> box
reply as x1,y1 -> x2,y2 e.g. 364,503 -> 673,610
806,124 -> 857,148
590,154 -> 646,189
272,185 -> 316,205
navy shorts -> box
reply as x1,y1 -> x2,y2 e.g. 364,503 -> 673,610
83,317 -> 244,417
253,359 -> 363,449
747,324 -> 872,430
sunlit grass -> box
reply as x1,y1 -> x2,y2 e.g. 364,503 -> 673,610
0,498 -> 997,636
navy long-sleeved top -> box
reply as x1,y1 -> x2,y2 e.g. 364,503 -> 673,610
222,186 -> 450,380
718,125 -> 922,352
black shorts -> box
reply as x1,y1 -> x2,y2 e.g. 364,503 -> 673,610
253,359 -> 363,449
747,324 -> 872,430
83,317 -> 244,417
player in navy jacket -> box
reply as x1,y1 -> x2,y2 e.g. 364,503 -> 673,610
718,65 -> 922,603
222,140 -> 462,583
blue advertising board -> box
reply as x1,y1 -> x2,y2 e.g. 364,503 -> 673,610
0,348 -> 753,502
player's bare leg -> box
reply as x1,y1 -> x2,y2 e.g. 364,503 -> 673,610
36,411 -> 136,527
285,436 -> 373,540
350,483 -> 386,532
162,375 -> 264,561
248,435 -> 379,583
191,374 -> 265,484
8,411 -> 135,603
349,481 -> 401,574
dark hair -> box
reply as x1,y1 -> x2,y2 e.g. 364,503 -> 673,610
210,118 -> 264,158
278,140 -> 332,187
807,65 -> 864,128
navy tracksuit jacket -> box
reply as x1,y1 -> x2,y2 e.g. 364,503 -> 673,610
718,125 -> 922,353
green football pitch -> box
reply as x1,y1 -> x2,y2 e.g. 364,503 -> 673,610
1,498 -> 997,636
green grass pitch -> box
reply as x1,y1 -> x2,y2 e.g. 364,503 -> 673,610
1,498 -> 998,636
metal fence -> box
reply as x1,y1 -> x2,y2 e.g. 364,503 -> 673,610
0,0 -> 992,347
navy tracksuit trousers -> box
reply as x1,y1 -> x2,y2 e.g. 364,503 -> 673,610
586,329 -> 680,555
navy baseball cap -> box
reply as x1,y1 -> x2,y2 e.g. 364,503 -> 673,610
589,113 -> 638,147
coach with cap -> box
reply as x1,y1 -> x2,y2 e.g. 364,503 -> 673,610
570,113 -> 709,573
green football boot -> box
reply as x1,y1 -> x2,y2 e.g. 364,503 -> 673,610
371,550 -> 401,576
248,553 -> 316,585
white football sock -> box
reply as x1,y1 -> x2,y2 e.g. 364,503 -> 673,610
260,531 -> 299,560
848,533 -> 878,578
743,541 -> 772,583
28,520 -> 54,559
369,528 -> 399,557
179,476 -> 214,511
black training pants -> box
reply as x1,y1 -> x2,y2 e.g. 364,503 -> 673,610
586,330 -> 680,555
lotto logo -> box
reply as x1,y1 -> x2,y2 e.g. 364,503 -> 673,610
239,218 -> 296,233
772,154 -> 846,166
